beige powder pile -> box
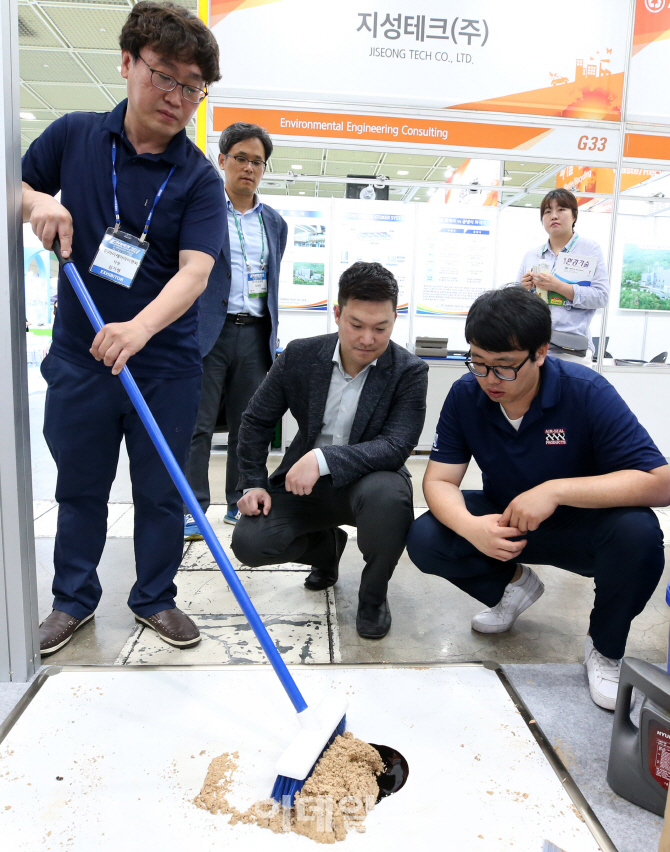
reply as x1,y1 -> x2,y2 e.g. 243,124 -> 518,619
194,732 -> 384,844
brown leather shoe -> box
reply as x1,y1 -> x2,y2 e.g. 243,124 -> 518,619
135,607 -> 200,647
40,609 -> 94,656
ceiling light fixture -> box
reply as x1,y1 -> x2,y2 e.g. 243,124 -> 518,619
20,112 -> 36,120
117,66 -> 122,73
524,203 -> 532,207
397,170 -> 409,175
291,164 -> 303,169
299,191 -> 305,195
503,170 -> 512,181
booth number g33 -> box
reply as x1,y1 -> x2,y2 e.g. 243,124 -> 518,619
578,136 -> 607,152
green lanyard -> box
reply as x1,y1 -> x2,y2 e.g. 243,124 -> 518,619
231,205 -> 265,271
563,232 -> 579,253
547,232 -> 578,272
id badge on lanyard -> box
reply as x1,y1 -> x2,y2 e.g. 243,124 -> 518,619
90,228 -> 149,288
90,138 -> 174,288
231,205 -> 267,300
248,270 -> 267,298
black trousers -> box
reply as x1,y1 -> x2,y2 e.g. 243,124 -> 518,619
231,471 -> 414,606
185,318 -> 271,513
406,490 -> 665,660
41,353 -> 200,619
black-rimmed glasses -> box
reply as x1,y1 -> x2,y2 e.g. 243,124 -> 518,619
139,54 -> 207,104
225,154 -> 267,171
465,352 -> 531,381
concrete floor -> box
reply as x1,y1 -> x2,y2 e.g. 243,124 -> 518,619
29,367 -> 670,668
4,371 -> 669,851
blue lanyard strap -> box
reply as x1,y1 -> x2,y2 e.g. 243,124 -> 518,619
111,138 -> 175,242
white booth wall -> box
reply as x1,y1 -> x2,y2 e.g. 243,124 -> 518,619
270,197 -> 670,456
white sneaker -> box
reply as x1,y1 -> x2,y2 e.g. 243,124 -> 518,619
584,635 -> 621,711
471,565 -> 544,633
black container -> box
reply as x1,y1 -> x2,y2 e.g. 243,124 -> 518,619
607,657 -> 670,816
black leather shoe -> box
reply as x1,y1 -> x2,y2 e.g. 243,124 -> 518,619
356,599 -> 392,639
304,528 -> 348,591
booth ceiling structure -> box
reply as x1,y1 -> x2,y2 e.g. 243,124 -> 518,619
17,0 -> 565,207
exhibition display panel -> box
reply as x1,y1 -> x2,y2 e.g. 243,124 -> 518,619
196,1 -> 670,456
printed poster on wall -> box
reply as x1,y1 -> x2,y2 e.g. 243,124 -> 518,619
331,200 -> 414,313
261,195 -> 331,310
619,241 -> 670,312
414,204 -> 497,315
211,0 -> 628,121
627,0 -> 670,125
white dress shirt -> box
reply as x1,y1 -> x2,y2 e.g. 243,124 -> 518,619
312,342 -> 378,477
225,188 -> 268,317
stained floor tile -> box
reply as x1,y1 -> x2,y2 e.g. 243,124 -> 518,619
118,614 -> 332,665
175,569 -> 329,617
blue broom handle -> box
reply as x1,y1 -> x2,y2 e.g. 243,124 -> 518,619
52,241 -> 308,714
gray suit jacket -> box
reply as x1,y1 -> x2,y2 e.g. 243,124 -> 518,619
237,332 -> 429,491
197,201 -> 288,358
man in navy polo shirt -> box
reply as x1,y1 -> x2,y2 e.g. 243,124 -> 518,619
407,286 -> 670,710
21,2 -> 225,655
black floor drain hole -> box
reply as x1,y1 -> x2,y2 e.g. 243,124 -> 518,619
369,743 -> 409,802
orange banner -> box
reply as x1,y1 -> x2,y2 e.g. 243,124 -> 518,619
212,107 -> 549,152
625,133 -> 670,161
556,165 -> 608,203
210,0 -> 283,28
633,0 -> 670,55
556,164 -> 661,199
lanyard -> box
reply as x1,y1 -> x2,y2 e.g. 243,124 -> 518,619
545,232 -> 579,273
563,233 -> 579,253
230,203 -> 265,271
111,138 -> 175,243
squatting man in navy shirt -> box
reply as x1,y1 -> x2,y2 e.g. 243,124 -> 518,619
407,287 -> 670,710
22,2 -> 225,655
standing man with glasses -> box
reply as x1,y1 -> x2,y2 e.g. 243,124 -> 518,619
407,286 -> 670,710
22,2 -> 225,655
183,123 -> 288,537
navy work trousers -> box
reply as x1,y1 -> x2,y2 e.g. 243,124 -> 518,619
41,354 -> 200,619
406,490 -> 665,660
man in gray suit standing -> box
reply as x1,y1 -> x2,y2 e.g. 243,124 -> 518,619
232,262 -> 428,638
184,122 -> 288,537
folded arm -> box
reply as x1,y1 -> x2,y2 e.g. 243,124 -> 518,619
423,460 -> 527,562
500,466 -> 670,532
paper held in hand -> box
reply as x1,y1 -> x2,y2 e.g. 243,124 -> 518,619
533,255 -> 597,306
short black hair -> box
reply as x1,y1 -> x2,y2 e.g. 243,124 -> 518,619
120,2 -> 221,85
338,262 -> 398,310
540,188 -> 578,232
219,122 -> 273,161
465,286 -> 551,359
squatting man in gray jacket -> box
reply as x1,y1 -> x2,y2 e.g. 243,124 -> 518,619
232,262 -> 428,639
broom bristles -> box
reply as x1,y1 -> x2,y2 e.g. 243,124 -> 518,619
271,714 -> 347,805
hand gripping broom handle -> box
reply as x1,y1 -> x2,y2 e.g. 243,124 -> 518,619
52,240 -> 308,714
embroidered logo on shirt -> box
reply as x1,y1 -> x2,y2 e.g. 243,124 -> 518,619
545,428 -> 566,445
432,432 -> 439,450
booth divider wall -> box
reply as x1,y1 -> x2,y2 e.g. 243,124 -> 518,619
204,0 -> 670,456
0,0 -> 40,683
